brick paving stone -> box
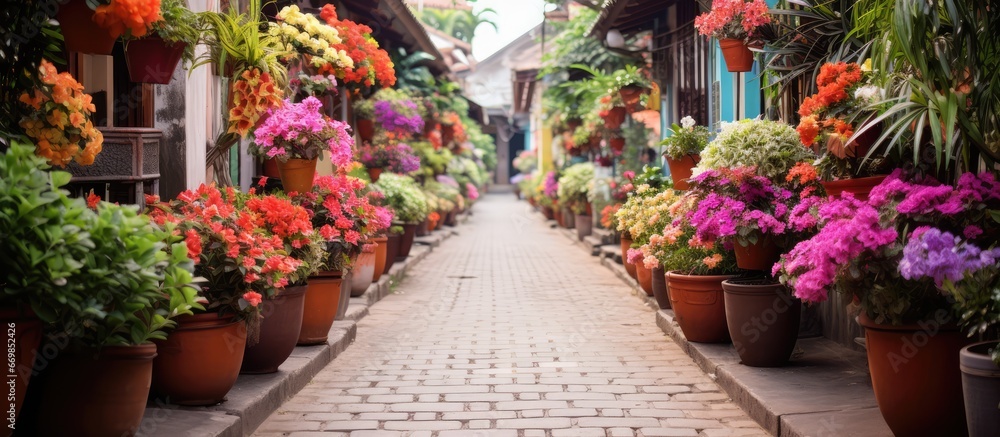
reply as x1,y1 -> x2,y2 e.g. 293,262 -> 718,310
254,195 -> 766,436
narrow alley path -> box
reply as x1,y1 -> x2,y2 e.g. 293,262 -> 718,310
254,193 -> 767,437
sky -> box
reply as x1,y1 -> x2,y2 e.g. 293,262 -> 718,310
470,0 -> 552,60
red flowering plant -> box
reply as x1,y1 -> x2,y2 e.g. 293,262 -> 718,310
773,170 -> 1000,325
319,4 -> 396,91
295,174 -> 393,273
796,61 -> 888,179
694,0 -> 772,42
241,188 -> 324,286
145,185 -> 302,339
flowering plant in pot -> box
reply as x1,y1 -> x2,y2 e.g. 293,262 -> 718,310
611,65 -> 652,109
373,173 -> 430,258
695,119 -> 815,183
2,143 -> 200,431
513,149 -> 538,175
694,0 -> 771,72
772,170 -> 1000,436
268,6 -> 354,78
795,61 -> 894,198
18,59 -> 103,167
354,89 -> 426,139
660,116 -> 711,190
557,162 -> 596,215
318,4 -> 396,91
250,96 -> 354,194
123,0 -> 204,84
356,140 -> 421,179
619,188 -> 680,298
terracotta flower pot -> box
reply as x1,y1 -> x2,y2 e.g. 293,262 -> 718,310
620,233 -> 638,279
634,262 -> 654,296
575,214 -> 592,241
553,207 -> 563,225
445,208 -> 458,227
602,106 -> 627,129
397,223 -> 419,260
665,154 -> 700,190
961,341 -> 1000,437
277,158 -> 318,195
383,233 -> 402,275
543,206 -> 555,221
298,271 -> 343,345
733,236 -> 781,272
651,266 -> 670,309
242,285 -> 307,374
667,272 -> 735,343
618,85 -> 647,107
0,307 -> 42,431
152,313 -> 246,405
722,279 -> 801,367
416,219 -> 430,237
372,236 -> 388,282
858,312 -> 971,437
57,0 -> 121,55
820,175 -> 887,202
719,38 -> 754,72
262,157 -> 281,178
125,36 -> 187,84
562,207 -> 576,229
356,118 -> 375,142
350,251 -> 376,297
441,124 -> 455,145
37,344 -> 157,436
335,270 -> 352,320
609,137 -> 626,155
367,167 -> 383,183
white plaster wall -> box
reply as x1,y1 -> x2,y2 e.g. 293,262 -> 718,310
184,0 -> 213,190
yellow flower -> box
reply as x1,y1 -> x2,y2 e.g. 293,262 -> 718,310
861,59 -> 872,72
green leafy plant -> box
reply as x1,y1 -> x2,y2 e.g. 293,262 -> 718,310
660,116 -> 711,159
374,173 -> 431,224
695,119 -> 815,182
557,162 -> 595,214
611,65 -> 651,92
198,0 -> 289,82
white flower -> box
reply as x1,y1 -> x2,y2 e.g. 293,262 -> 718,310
680,116 -> 696,129
854,85 -> 880,104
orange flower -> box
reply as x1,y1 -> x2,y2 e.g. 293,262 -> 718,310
786,162 -> 819,184
796,115 -> 820,147
86,191 -> 101,209
93,0 -> 162,38
703,254 -> 723,269
19,59 -> 103,167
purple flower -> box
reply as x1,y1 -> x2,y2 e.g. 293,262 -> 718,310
374,100 -> 424,135
543,172 -> 559,198
899,228 -> 1000,286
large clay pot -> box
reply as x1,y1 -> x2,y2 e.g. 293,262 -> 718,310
719,38 -> 754,72
543,206 -> 555,221
37,344 -> 157,436
733,236 -> 781,272
298,271 -> 342,345
666,154 -> 700,191
634,262 -> 654,296
575,214 -> 592,241
859,312 -> 971,437
335,270 -> 352,320
152,313 -> 246,405
416,219 -> 430,237
723,279 -> 801,367
620,233 -> 637,279
367,167 -> 383,183
609,137 -> 626,155
562,208 -> 575,229
262,158 -> 281,178
57,0 -> 121,55
554,208 -> 563,226
372,236 -> 388,282
125,36 -> 187,84
651,266 -> 670,309
242,285 -> 307,374
667,272 -> 735,343
618,85 -> 647,107
441,124 -> 456,145
0,307 -> 42,433
277,158 -> 318,195
350,250 -> 376,297
961,341 -> 1000,437
445,208 -> 458,227
397,223 -> 419,260
820,175 -> 887,202
384,233 -> 402,274
356,118 -> 375,142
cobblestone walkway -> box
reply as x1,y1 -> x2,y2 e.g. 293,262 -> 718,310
255,194 -> 768,437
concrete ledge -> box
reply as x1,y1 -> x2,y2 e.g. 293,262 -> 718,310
138,220 -> 462,437
547,206 -> 893,437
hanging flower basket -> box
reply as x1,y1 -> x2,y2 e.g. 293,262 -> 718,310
57,0 -> 121,55
125,36 -> 187,84
367,167 -> 383,183
277,158 -> 318,195
719,38 -> 754,72
618,85 -> 647,108
602,107 -> 627,129
356,118 -> 375,142
609,137 -> 626,155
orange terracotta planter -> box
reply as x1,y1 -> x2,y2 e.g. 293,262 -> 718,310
277,158 -> 317,195
350,250 -> 376,297
859,313 -> 971,437
298,272 -> 343,345
667,272 -> 735,343
125,36 -> 186,84
262,158 -> 281,178
620,234 -> 637,279
38,344 -> 157,436
619,85 -> 646,107
356,118 -> 375,142
635,262 -> 654,296
372,236 -> 388,282
820,175 -> 887,202
243,285 -> 306,373
733,236 -> 781,272
152,313 -> 246,405
367,167 -> 383,183
666,154 -> 700,191
719,38 -> 754,72
602,106 -> 627,129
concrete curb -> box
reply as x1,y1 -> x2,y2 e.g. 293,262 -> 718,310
546,208 -> 892,437
137,228 -> 458,437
